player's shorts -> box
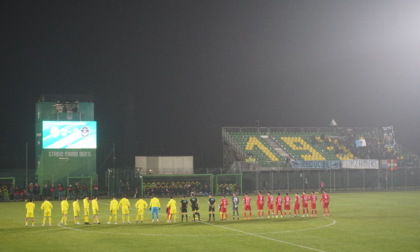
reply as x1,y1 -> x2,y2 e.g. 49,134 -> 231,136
191,205 -> 199,211
267,203 -> 274,210
322,202 -> 329,208
302,203 -> 308,208
74,210 -> 80,217
84,208 -> 90,215
92,209 -> 98,215
293,204 -> 300,210
208,205 -> 215,212
276,205 -> 282,211
181,207 -> 187,213
122,207 -> 129,214
244,205 -> 251,211
220,207 -> 227,213
151,207 -> 159,217
61,210 -> 68,215
170,208 -> 177,214
257,204 -> 264,210
26,212 -> 34,218
310,203 -> 316,210
44,210 -> 51,217
284,205 -> 290,210
110,209 -> 117,215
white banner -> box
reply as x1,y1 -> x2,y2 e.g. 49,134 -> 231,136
342,159 -> 379,169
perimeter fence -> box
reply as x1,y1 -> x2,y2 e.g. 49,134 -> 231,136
241,167 -> 420,193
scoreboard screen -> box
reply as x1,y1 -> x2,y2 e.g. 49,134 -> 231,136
42,121 -> 97,149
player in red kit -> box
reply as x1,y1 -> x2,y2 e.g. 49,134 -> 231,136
310,191 -> 317,217
275,193 -> 283,218
320,190 -> 330,216
301,191 -> 309,217
283,193 -> 291,217
219,195 -> 229,220
266,192 -> 274,218
243,193 -> 252,219
256,191 -> 265,219
293,192 -> 300,217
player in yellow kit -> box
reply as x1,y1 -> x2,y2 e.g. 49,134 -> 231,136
40,197 -> 53,226
60,197 -> 69,225
25,199 -> 35,227
83,196 -> 90,224
166,196 -> 177,222
108,196 -> 119,224
73,198 -> 81,225
91,196 -> 100,224
135,197 -> 148,224
119,194 -> 131,224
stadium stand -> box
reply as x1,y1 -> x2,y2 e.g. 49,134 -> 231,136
222,126 -> 419,170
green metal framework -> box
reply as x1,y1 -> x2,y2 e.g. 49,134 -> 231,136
215,174 -> 243,195
139,174 -> 214,198
67,176 -> 93,198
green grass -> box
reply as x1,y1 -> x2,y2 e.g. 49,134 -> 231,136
2,191 -> 420,252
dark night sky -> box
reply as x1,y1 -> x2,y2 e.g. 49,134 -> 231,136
1,0 -> 420,172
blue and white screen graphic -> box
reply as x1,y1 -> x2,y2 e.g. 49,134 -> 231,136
42,121 -> 97,149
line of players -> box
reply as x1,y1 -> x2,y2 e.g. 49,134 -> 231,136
242,190 -> 331,220
24,191 -> 330,226
168,190 -> 330,223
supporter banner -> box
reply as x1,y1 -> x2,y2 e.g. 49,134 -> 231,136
355,138 -> 366,148
342,159 -> 379,169
383,126 -> 396,149
380,160 -> 398,170
292,160 -> 341,169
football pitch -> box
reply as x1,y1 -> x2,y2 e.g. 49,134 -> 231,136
1,191 -> 420,252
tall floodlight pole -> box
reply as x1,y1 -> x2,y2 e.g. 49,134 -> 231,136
113,143 -> 116,196
25,143 -> 28,189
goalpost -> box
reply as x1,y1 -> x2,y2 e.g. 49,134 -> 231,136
215,174 -> 243,195
67,176 -> 93,199
139,174 -> 214,198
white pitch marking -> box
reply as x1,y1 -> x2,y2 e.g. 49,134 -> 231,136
202,221 -> 328,252
260,217 -> 336,234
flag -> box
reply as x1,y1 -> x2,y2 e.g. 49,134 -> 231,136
330,119 -> 337,126
387,160 -> 398,171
